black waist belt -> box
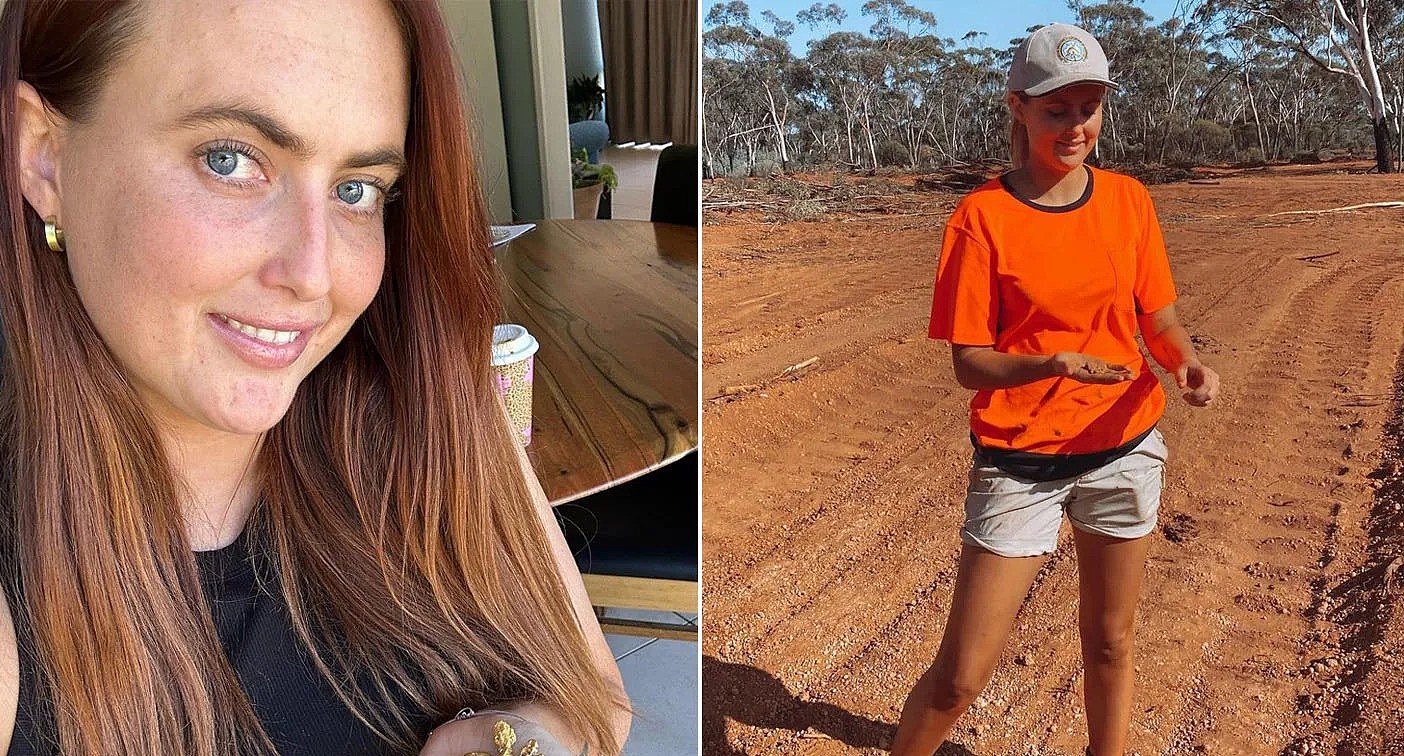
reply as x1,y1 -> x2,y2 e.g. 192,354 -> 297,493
971,426 -> 1154,482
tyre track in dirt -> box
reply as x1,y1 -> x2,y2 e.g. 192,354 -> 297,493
703,167 -> 1404,755
1328,336 -> 1404,755
1115,243 -> 1404,755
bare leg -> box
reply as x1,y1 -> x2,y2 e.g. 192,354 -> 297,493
1072,528 -> 1152,756
890,544 -> 1048,755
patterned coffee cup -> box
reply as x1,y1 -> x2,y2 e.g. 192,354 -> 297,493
490,324 -> 539,446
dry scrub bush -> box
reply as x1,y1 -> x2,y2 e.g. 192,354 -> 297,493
784,199 -> 826,221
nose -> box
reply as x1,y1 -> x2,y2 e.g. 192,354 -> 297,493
1061,114 -> 1090,141
261,190 -> 333,302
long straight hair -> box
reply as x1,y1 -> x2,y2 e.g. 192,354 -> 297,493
0,2 -> 621,754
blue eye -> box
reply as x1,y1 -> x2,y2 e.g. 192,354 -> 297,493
206,150 -> 239,176
200,143 -> 264,182
337,181 -> 365,205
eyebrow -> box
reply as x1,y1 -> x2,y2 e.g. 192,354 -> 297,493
169,103 -> 408,176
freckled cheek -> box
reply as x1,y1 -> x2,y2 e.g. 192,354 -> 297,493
104,181 -> 254,296
68,198 -> 225,337
147,221 -> 251,298
332,239 -> 386,319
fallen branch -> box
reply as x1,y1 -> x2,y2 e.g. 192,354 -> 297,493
706,357 -> 822,401
1267,201 -> 1404,217
1296,251 -> 1341,262
781,356 -> 819,375
703,200 -> 785,209
713,383 -> 761,399
839,211 -> 955,219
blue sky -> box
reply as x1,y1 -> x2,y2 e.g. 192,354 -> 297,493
708,0 -> 1182,51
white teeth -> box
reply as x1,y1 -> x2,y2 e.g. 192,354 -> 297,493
220,315 -> 300,345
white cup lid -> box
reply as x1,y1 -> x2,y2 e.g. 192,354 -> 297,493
491,324 -> 539,366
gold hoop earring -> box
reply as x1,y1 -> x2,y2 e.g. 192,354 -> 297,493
44,217 -> 64,252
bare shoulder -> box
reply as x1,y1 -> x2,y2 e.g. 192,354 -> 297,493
0,585 -> 16,750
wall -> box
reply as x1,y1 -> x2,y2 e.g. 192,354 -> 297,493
561,0 -> 605,81
490,0 -> 573,220
489,1 -> 545,220
440,0 -> 514,223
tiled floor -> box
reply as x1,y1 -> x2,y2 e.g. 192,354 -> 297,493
602,143 -> 666,221
606,609 -> 699,755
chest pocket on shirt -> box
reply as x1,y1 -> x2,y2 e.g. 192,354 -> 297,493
1104,244 -> 1139,314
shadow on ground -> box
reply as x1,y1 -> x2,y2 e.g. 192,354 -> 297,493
702,655 -> 978,755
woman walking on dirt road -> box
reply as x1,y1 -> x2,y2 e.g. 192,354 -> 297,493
892,22 -> 1221,756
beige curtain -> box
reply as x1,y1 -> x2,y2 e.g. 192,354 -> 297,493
597,0 -> 698,146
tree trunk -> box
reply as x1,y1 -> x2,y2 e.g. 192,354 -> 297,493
1244,67 -> 1267,160
1354,0 -> 1391,173
863,103 -> 878,168
1106,100 -> 1119,160
1394,85 -> 1403,173
845,114 -> 856,166
762,84 -> 790,171
1373,116 -> 1392,173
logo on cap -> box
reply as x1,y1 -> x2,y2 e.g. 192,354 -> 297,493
1057,37 -> 1088,63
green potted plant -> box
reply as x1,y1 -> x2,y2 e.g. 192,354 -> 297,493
567,74 -> 606,123
571,147 -> 618,219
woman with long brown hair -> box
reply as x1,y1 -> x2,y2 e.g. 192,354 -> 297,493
0,1 -> 629,754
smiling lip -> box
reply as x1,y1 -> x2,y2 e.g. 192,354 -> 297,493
208,313 -> 320,369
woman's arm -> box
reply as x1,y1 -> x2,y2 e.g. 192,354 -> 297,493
951,345 -> 1132,390
0,585 -> 16,751
513,439 -> 631,745
1138,303 -> 1219,406
420,438 -> 630,756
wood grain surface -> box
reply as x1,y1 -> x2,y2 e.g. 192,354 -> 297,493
498,220 -> 697,504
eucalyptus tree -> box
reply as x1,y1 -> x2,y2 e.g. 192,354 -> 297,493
797,1 -> 885,168
1202,0 -> 1399,171
701,0 -> 1400,173
704,1 -> 803,172
863,0 -> 945,167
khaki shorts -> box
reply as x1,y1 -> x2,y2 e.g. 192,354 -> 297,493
961,429 -> 1168,557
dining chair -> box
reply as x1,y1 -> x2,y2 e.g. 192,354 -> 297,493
556,451 -> 698,641
649,145 -> 698,227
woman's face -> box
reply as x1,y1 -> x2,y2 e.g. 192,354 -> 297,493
1010,83 -> 1105,173
28,0 -> 410,439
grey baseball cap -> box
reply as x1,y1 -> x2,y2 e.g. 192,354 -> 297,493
1007,23 -> 1119,96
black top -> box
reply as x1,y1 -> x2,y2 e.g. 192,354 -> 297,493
7,529 -> 437,755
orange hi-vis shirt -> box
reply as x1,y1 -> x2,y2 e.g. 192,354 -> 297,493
928,166 -> 1178,455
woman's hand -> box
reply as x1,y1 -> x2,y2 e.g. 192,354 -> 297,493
420,713 -> 559,756
1176,358 -> 1219,407
420,714 -> 501,756
1049,352 -> 1133,384
951,346 -> 1131,391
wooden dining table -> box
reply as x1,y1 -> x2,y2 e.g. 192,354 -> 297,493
497,219 -> 697,505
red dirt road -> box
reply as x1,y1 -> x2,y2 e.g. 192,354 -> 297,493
701,164 -> 1404,755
